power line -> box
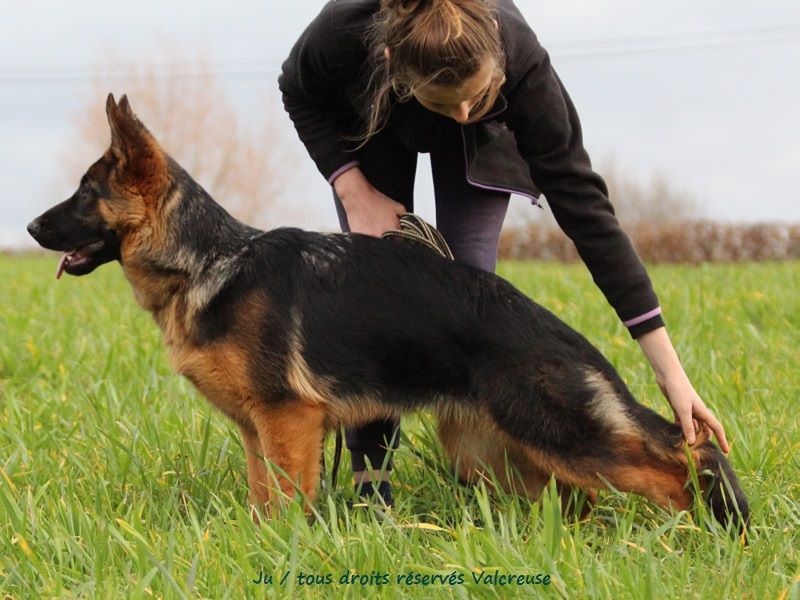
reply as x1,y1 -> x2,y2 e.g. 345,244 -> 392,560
0,68 -> 281,86
0,25 -> 798,86
548,24 -> 800,50
551,26 -> 800,61
0,63 -> 284,85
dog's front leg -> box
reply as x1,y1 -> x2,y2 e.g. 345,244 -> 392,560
246,400 -> 326,518
237,423 -> 272,510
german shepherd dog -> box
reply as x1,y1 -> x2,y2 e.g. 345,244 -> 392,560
28,95 -> 748,530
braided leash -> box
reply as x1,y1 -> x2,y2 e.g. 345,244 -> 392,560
381,213 -> 455,260
323,214 -> 454,495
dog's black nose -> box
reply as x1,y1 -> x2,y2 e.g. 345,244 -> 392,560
27,219 -> 41,239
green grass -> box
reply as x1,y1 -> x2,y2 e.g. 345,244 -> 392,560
1,255 -> 798,599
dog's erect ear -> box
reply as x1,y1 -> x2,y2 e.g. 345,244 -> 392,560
106,92 -> 142,159
106,92 -> 121,148
105,92 -> 169,198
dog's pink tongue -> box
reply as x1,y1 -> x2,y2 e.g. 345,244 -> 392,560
56,253 -> 69,279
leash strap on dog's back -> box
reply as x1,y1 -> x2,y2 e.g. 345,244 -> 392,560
325,214 -> 454,493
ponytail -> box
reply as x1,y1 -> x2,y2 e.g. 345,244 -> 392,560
357,0 -> 504,144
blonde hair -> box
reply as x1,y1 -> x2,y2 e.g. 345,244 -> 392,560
359,0 -> 505,143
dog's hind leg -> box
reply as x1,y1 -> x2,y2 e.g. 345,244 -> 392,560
436,405 -> 549,499
489,367 -> 749,530
248,400 -> 326,514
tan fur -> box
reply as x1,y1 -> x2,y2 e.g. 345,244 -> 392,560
632,418 -> 713,470
249,401 -> 327,512
121,259 -> 187,329
285,333 -> 334,406
168,291 -> 269,416
107,97 -> 171,204
583,369 -> 637,436
97,185 -> 150,237
609,464 -> 692,509
436,404 -> 549,498
510,432 -> 693,512
610,435 -> 693,507
156,291 -> 328,514
323,394 -> 400,430
171,341 -> 260,424
238,423 -> 271,506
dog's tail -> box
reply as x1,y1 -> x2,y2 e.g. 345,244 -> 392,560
486,364 -> 750,533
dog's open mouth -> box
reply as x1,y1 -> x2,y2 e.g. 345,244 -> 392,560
56,240 -> 107,279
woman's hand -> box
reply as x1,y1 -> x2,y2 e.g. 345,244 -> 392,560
333,167 -> 406,237
636,327 -> 730,453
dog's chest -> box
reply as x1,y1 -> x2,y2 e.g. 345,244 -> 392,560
168,341 -> 257,422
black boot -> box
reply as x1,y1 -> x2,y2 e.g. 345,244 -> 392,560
355,481 -> 394,507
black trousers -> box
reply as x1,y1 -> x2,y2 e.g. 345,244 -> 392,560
333,128 -> 510,473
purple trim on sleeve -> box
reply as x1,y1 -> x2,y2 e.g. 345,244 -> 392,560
623,307 -> 662,328
327,161 -> 361,185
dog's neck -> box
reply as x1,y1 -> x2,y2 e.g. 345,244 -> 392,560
120,173 -> 259,346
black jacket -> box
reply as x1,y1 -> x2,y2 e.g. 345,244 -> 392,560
279,0 -> 665,338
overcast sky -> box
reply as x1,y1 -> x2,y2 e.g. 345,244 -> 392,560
1,0 -> 799,249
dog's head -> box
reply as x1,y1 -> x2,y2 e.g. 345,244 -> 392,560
27,94 -> 171,277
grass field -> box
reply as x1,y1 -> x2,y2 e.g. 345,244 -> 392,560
1,255 -> 798,599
